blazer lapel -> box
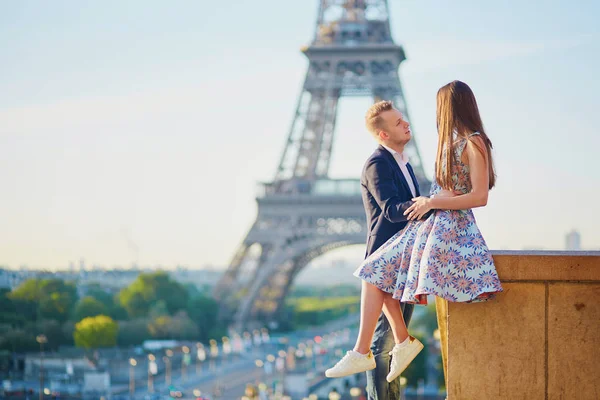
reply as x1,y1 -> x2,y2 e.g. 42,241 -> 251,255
406,162 -> 420,196
378,145 -> 412,196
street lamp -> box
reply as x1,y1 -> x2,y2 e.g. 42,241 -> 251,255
129,358 -> 137,398
222,337 -> 231,360
209,339 -> 219,372
164,349 -> 173,386
36,334 -> 47,400
182,346 -> 190,382
148,354 -> 157,393
196,343 -> 206,375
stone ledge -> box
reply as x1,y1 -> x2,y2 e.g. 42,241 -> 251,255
437,252 -> 600,400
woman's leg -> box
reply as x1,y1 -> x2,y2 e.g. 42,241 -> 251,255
353,280 -> 385,354
382,293 -> 409,344
354,281 -> 408,354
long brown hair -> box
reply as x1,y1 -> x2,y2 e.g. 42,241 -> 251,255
435,80 -> 496,190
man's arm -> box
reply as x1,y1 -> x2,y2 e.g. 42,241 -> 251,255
365,158 -> 414,224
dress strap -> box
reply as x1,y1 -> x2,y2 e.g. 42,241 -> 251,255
455,132 -> 480,159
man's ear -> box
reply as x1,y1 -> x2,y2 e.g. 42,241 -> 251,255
378,130 -> 388,140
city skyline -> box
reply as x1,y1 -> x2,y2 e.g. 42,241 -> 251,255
1,1 -> 599,270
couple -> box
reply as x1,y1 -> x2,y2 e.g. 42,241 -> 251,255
325,80 -> 503,398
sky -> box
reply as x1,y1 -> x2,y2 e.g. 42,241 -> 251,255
1,0 -> 599,270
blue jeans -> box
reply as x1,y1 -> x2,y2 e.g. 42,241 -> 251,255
365,302 -> 414,400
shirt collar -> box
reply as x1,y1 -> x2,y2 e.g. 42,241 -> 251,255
382,144 -> 409,165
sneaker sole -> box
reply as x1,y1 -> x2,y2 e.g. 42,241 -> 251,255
325,361 -> 376,378
386,342 -> 424,382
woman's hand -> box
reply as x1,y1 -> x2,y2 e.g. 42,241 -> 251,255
404,196 -> 433,221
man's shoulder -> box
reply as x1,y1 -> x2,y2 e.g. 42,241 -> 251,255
363,147 -> 390,170
361,148 -> 391,185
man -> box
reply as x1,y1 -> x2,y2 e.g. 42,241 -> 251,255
360,100 -> 423,400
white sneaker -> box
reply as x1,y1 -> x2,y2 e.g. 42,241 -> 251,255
325,350 -> 376,378
386,336 -> 424,382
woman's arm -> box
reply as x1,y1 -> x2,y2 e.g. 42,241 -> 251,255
405,136 -> 490,220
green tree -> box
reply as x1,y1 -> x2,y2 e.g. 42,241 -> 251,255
117,318 -> 152,347
9,278 -> 78,322
148,312 -> 199,340
73,297 -> 108,322
84,283 -> 115,309
0,288 -> 16,314
187,295 -> 220,341
148,300 -> 169,319
31,320 -> 64,349
73,315 -> 118,349
61,321 -> 75,346
8,279 -> 41,321
0,288 -> 25,326
0,329 -> 37,352
118,271 -> 189,318
8,279 -> 41,302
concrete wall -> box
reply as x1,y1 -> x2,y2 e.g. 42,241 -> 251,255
436,251 -> 600,400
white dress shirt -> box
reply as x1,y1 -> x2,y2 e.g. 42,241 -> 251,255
382,145 -> 417,197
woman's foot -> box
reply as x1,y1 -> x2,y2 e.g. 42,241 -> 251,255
386,336 -> 424,382
325,350 -> 376,378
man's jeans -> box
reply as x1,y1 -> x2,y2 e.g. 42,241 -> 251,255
365,302 -> 414,400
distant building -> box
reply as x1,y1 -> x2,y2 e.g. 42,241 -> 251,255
0,269 -> 11,289
565,230 -> 581,251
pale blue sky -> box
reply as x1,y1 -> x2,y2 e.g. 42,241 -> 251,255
1,1 -> 599,269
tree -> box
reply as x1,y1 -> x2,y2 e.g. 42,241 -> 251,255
73,315 -> 118,349
117,318 -> 152,347
0,288 -> 16,314
118,271 -> 189,318
186,295 -> 220,341
7,279 -> 41,321
84,283 -> 115,309
0,329 -> 37,352
148,312 -> 199,340
9,278 -> 78,322
27,320 -> 65,350
0,288 -> 25,326
8,279 -> 41,302
148,300 -> 169,319
73,297 -> 108,322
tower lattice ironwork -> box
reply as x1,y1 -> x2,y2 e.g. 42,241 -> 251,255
214,0 -> 430,330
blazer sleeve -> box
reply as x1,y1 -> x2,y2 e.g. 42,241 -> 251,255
365,158 -> 414,224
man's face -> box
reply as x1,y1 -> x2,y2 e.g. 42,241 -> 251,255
379,108 -> 411,146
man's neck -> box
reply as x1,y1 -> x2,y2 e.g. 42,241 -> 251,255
382,142 -> 405,155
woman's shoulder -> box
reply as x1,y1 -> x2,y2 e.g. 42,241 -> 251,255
465,132 -> 486,151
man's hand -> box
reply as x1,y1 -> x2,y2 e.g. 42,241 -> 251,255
404,196 -> 433,220
405,189 -> 463,220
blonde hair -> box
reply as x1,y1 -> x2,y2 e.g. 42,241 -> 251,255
365,100 -> 393,137
436,81 -> 496,190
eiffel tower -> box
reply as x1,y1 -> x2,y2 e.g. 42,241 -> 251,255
214,0 -> 429,330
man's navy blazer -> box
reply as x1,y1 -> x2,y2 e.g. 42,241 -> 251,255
360,145 -> 422,257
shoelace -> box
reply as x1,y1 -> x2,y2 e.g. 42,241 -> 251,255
333,351 -> 355,368
388,346 -> 403,364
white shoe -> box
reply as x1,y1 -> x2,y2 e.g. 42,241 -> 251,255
325,350 -> 376,378
386,336 -> 424,382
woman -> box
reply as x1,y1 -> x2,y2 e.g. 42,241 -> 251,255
325,80 -> 503,381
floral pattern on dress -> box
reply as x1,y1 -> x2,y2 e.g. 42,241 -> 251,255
354,132 -> 503,304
